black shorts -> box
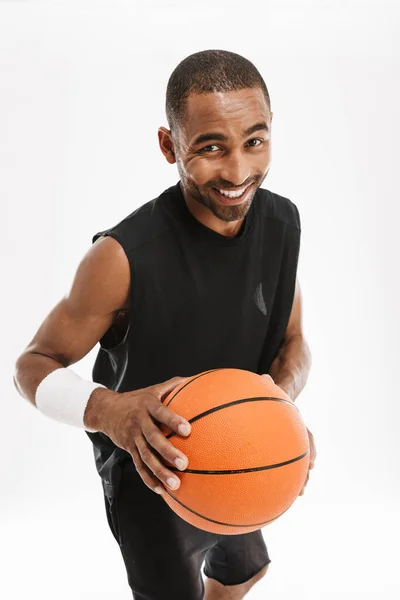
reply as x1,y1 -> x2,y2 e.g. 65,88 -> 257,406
103,459 -> 271,600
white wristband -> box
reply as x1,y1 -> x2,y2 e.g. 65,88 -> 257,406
35,367 -> 106,432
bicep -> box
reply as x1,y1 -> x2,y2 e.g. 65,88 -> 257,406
21,236 -> 130,366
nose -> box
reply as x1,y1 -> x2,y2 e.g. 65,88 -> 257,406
218,150 -> 250,188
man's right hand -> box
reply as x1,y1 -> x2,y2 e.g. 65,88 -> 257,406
90,376 -> 192,495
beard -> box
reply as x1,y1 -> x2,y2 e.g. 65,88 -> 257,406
177,164 -> 268,223
192,187 -> 253,222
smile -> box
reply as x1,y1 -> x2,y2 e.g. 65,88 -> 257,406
212,183 -> 254,205
214,183 -> 252,199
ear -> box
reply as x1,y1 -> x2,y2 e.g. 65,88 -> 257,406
158,127 -> 176,164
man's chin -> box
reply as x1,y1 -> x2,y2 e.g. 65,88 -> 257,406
207,198 -> 252,223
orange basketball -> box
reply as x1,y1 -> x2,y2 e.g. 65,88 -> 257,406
159,368 -> 310,535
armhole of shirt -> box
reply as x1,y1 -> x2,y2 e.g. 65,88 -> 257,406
91,230 -> 131,351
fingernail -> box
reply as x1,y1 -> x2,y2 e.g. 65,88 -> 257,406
178,423 -> 191,436
175,457 -> 186,470
167,477 -> 179,490
154,486 -> 163,495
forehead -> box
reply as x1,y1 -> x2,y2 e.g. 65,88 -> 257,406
182,88 -> 270,138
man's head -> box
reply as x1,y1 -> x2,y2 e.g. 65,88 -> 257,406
158,49 -> 273,225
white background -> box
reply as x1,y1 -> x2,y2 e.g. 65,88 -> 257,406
2,0 -> 399,598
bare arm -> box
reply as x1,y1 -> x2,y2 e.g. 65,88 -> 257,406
268,334 -> 312,402
13,235 -> 130,428
13,235 -> 193,496
268,278 -> 312,401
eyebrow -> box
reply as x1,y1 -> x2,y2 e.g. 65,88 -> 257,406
191,122 -> 269,147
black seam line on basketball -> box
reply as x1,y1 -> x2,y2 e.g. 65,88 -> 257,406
166,396 -> 299,440
164,369 -> 224,408
168,449 -> 310,474
163,487 -> 292,528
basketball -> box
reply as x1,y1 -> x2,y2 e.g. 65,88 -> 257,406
159,368 -> 310,535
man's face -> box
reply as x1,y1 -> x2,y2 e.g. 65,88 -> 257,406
159,87 -> 273,223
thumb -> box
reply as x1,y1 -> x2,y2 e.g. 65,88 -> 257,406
262,374 -> 274,383
153,375 -> 190,401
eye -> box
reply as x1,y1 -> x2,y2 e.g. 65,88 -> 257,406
247,138 -> 264,147
198,144 -> 220,154
198,138 -> 265,154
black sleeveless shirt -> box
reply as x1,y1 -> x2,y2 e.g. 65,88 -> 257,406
86,180 -> 301,498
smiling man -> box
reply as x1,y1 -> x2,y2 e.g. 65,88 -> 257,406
163,91 -> 270,233
14,49 -> 314,600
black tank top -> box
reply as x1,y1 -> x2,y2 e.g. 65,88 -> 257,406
86,180 -> 301,498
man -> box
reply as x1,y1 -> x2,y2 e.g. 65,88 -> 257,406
14,49 -> 316,600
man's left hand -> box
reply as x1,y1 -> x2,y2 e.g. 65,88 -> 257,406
299,427 -> 316,496
262,373 -> 316,496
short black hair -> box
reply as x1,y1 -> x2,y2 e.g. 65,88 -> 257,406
165,49 -> 271,140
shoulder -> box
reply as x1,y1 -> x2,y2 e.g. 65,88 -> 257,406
92,190 -> 172,253
257,187 -> 301,231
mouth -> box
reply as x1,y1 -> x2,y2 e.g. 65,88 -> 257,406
211,183 -> 255,205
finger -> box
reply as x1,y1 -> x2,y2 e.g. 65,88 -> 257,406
140,413 -> 189,470
130,445 -> 164,495
299,477 -> 308,496
262,374 -> 274,383
135,432 -> 182,491
152,375 -> 190,402
147,395 -> 192,437
312,449 -> 317,467
299,471 -> 309,496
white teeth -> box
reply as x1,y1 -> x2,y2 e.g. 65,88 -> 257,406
217,185 -> 250,198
